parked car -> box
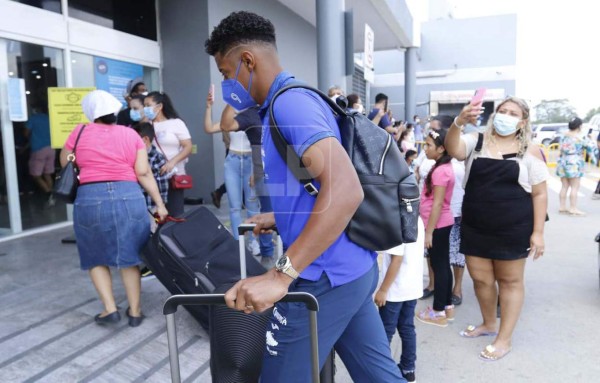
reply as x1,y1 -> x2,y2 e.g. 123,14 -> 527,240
550,123 -> 598,145
532,123 -> 568,146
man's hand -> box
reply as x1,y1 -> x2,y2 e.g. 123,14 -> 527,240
245,212 -> 276,236
224,269 -> 293,313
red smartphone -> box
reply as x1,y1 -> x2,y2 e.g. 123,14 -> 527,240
470,88 -> 486,106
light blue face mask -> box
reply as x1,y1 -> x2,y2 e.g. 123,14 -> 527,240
130,108 -> 142,122
221,59 -> 258,111
493,113 -> 521,136
144,106 -> 157,121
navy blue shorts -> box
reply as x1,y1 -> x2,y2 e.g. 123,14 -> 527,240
260,261 -> 404,382
74,181 -> 149,270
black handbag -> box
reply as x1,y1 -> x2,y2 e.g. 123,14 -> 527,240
53,125 -> 86,203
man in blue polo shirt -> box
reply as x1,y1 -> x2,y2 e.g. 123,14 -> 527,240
205,11 -> 405,383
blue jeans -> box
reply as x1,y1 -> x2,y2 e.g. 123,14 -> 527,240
379,299 -> 417,372
224,153 -> 260,240
254,174 -> 274,257
261,261 -> 405,383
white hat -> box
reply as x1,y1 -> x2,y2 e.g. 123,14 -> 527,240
81,90 -> 123,122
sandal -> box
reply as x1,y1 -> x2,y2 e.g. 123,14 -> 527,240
569,210 -> 586,216
479,344 -> 512,361
420,288 -> 434,300
459,325 -> 497,338
558,209 -> 568,214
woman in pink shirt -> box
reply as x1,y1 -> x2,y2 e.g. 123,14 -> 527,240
60,90 -> 167,327
416,128 -> 455,327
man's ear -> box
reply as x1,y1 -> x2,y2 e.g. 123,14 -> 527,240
240,50 -> 255,70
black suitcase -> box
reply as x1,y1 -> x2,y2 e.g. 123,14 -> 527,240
140,206 -> 266,330
164,293 -> 322,383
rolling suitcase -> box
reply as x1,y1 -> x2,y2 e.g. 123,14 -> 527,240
140,206 -> 266,330
163,292 -> 322,383
208,224 -> 280,383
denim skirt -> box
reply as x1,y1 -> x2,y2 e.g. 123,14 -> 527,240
74,181 -> 150,270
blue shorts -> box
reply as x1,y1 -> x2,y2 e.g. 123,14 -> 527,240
261,261 -> 405,383
74,181 -> 149,270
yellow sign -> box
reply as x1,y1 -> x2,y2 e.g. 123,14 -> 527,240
48,87 -> 95,148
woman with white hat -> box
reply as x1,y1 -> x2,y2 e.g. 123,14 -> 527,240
60,90 -> 167,327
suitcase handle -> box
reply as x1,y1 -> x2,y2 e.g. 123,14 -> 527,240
163,291 -> 318,315
163,292 -> 321,383
237,223 -> 279,236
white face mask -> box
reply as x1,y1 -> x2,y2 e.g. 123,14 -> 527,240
356,104 -> 364,114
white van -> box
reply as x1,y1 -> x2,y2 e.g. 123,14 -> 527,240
532,123 -> 568,146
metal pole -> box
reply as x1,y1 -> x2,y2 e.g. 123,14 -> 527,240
309,310 -> 320,383
238,232 -> 247,279
316,0 -> 345,93
165,313 -> 181,383
405,47 -> 417,121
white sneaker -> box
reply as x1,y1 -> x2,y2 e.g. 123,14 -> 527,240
249,238 -> 261,256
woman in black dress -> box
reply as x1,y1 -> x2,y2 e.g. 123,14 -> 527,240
445,97 -> 548,361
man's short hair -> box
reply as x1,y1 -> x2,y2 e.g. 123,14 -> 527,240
205,11 -> 276,56
375,93 -> 388,104
431,115 -> 454,130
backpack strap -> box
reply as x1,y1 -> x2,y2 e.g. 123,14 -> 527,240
462,132 -> 483,189
269,84 -> 345,196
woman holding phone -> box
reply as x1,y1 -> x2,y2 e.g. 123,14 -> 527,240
445,96 -> 548,361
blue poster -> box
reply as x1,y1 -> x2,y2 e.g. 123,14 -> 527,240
93,56 -> 143,106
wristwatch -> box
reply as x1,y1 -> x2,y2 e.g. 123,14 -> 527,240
275,255 -> 299,280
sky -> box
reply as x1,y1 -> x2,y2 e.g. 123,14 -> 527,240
449,0 -> 600,117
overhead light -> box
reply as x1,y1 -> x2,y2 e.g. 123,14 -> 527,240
42,63 -> 48,67
31,70 -> 38,74
25,91 -> 31,95
8,71 -> 14,76
36,75 -> 42,79
72,59 -> 77,63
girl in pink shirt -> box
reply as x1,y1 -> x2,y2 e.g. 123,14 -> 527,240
416,128 -> 456,327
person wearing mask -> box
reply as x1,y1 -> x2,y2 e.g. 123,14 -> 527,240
327,85 -> 344,100
128,95 -> 148,126
405,149 -> 418,173
416,129 -> 455,327
368,93 -> 399,139
346,93 -> 365,114
117,78 -> 147,126
205,11 -> 406,382
446,96 -> 548,361
204,89 -> 266,259
556,117 -> 597,215
60,90 -> 167,327
144,91 -> 193,217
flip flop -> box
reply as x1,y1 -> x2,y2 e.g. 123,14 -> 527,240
558,209 -> 568,214
479,344 -> 512,362
569,210 -> 586,216
459,325 -> 497,338
420,288 -> 434,300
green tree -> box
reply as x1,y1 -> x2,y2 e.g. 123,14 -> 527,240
584,107 -> 600,122
533,99 -> 577,124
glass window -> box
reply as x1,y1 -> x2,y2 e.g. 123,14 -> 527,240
10,0 -> 61,14
68,0 -> 157,40
71,51 -> 159,103
4,40 -> 66,229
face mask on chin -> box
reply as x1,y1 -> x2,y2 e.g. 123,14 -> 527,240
221,59 -> 258,112
493,113 -> 521,136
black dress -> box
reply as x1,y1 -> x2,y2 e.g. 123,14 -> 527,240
460,154 -> 533,260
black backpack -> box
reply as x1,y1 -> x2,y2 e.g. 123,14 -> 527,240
269,84 -> 420,251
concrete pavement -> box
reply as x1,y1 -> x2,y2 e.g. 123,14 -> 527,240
0,171 -> 599,382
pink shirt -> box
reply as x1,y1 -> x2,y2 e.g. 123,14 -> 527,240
419,163 -> 455,229
65,123 -> 145,184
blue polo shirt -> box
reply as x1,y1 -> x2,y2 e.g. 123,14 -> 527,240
25,113 -> 51,152
258,72 -> 376,287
